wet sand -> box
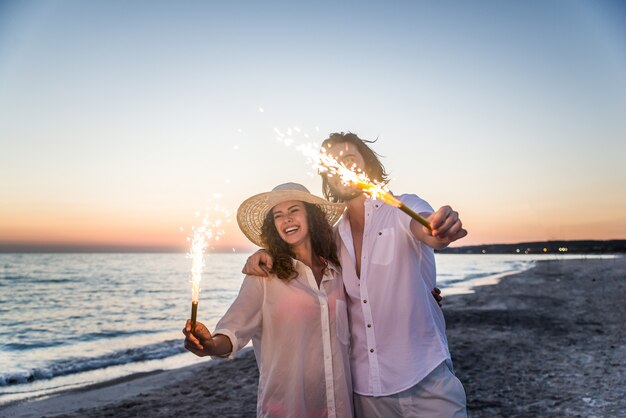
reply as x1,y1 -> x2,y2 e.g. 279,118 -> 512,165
2,256 -> 624,417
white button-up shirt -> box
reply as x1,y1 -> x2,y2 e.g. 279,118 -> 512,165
337,194 -> 451,396
214,259 -> 353,418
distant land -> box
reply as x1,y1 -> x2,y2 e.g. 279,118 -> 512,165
438,240 -> 626,254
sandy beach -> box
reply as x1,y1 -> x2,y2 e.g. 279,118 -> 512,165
446,256 -> 625,417
2,256 -> 624,417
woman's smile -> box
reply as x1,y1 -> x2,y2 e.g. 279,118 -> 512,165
272,200 -> 310,246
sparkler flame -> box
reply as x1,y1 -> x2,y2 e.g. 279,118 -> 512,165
187,202 -> 231,304
269,125 -> 431,230
299,143 -> 401,205
297,141 -> 432,231
190,226 -> 208,303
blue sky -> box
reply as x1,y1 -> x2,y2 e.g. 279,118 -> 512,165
1,0 -> 625,250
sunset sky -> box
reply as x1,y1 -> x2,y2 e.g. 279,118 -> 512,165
1,1 -> 625,252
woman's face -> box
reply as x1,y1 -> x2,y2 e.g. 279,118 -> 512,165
271,200 -> 310,248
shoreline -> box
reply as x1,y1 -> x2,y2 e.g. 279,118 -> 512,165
444,268 -> 524,296
2,256 -> 624,417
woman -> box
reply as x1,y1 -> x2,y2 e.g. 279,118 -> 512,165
183,183 -> 353,418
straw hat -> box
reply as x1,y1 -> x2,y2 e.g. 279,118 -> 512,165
237,182 -> 345,247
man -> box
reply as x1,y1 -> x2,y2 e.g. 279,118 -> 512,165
245,132 -> 468,417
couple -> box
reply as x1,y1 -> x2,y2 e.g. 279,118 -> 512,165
183,133 -> 468,418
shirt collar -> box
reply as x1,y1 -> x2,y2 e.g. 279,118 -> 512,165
337,198 -> 382,227
365,197 -> 383,209
325,260 -> 340,274
292,257 -> 340,280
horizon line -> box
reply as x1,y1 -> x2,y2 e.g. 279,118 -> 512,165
1,239 -> 624,254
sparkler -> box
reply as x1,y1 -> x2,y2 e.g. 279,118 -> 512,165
354,179 -> 433,231
187,202 -> 230,333
271,125 -> 432,230
302,144 -> 432,231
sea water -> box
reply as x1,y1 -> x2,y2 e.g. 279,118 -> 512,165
0,252 -> 614,404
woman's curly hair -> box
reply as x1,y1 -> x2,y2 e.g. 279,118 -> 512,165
260,202 -> 340,281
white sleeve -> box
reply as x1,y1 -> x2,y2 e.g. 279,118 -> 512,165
397,194 -> 434,236
212,275 -> 264,359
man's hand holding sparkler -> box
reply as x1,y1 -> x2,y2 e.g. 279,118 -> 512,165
410,205 -> 468,251
242,249 -> 273,276
183,320 -> 233,357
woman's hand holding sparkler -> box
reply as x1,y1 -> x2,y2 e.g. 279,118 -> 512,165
183,320 -> 233,357
183,320 -> 214,356
411,205 -> 467,250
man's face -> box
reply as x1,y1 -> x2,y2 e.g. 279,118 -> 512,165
325,141 -> 366,201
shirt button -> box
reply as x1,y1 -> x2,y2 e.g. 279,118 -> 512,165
363,300 -> 367,303
370,348 -> 374,353
367,324 -> 372,328
378,232 -> 382,236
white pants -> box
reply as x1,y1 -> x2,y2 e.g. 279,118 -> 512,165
353,361 -> 467,418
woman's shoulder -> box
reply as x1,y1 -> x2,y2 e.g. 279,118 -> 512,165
244,273 -> 272,281
243,272 -> 284,285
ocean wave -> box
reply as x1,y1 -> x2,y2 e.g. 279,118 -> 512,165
33,278 -> 81,284
2,340 -> 65,351
0,275 -> 79,284
0,275 -> 27,282
77,329 -> 160,342
1,329 -> 163,352
0,338 -> 186,387
438,261 -> 535,288
440,271 -> 509,285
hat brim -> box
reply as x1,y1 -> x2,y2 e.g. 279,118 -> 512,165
237,189 -> 345,247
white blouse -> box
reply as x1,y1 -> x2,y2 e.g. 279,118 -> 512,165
213,259 -> 353,418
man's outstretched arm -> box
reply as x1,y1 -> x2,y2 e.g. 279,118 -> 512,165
411,205 -> 467,250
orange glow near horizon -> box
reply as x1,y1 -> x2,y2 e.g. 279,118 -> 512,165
1,203 -> 624,251
0,206 -> 248,251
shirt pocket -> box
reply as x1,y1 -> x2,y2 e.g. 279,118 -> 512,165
371,227 -> 395,265
335,299 -> 350,346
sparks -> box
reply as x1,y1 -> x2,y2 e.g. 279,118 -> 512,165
187,200 -> 231,331
297,142 -> 432,231
268,126 -> 431,230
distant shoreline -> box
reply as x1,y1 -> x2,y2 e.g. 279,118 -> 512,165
438,239 -> 626,254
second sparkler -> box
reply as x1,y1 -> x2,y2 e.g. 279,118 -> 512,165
187,202 -> 231,335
